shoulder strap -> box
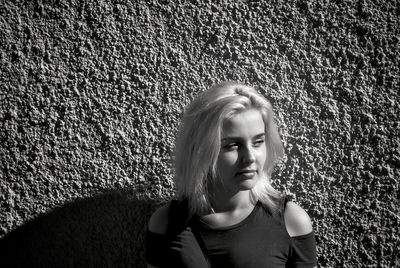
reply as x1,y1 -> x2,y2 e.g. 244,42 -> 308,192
166,199 -> 192,238
272,195 -> 291,224
165,200 -> 211,267
283,195 -> 291,210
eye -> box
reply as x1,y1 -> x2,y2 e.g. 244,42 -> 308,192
253,139 -> 265,147
223,142 -> 239,150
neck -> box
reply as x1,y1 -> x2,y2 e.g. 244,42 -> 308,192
201,188 -> 256,228
208,188 -> 254,213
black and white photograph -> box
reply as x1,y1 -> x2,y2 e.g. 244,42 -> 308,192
0,0 -> 398,267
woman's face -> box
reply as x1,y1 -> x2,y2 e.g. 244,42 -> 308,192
216,109 -> 267,194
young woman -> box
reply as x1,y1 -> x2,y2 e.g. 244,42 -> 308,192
146,82 -> 317,267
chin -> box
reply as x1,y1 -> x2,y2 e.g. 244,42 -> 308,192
237,179 -> 259,190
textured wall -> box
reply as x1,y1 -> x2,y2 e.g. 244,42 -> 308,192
0,0 -> 399,267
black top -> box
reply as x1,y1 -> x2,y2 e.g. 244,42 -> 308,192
146,199 -> 317,267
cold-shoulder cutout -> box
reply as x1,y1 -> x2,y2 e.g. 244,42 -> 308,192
284,201 -> 313,237
148,202 -> 170,235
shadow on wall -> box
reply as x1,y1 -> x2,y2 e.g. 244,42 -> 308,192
0,190 -> 164,268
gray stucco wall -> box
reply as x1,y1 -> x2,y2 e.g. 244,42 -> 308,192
0,0 -> 398,267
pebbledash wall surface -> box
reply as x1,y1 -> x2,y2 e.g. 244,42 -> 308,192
0,0 -> 398,267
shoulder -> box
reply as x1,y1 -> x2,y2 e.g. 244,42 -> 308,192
283,201 -> 313,237
148,202 -> 171,235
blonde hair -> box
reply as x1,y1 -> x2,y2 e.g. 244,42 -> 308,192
174,81 -> 284,216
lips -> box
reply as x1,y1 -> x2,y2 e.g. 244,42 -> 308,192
236,169 -> 257,176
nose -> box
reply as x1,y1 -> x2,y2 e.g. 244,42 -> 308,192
242,145 -> 256,164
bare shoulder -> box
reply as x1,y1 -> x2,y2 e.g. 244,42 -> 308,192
284,201 -> 313,237
148,202 -> 170,234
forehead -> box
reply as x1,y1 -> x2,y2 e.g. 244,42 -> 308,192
221,109 -> 265,138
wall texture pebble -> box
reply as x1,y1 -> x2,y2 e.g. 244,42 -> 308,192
0,0 -> 399,267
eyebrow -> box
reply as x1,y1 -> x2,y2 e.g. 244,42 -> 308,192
221,133 -> 265,142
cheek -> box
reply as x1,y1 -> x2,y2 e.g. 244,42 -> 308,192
217,152 -> 238,172
256,147 -> 267,166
